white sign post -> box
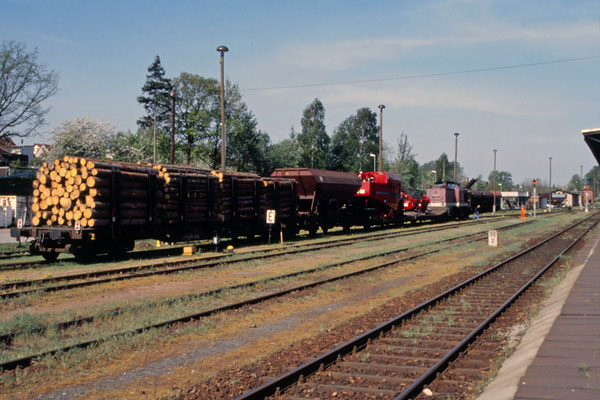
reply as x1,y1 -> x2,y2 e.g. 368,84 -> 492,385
266,209 -> 276,245
488,230 -> 498,247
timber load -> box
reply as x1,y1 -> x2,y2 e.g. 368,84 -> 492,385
23,156 -> 297,259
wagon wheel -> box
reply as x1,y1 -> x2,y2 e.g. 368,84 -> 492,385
42,253 -> 59,262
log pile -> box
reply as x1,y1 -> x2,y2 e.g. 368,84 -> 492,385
31,157 -> 296,230
32,157 -> 164,228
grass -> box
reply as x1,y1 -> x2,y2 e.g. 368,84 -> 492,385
579,365 -> 591,379
1,211 -> 592,396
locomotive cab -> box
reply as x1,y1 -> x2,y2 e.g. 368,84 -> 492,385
426,181 -> 470,219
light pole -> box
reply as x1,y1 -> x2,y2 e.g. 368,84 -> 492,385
498,183 -> 502,210
153,100 -> 157,163
532,179 -> 538,218
493,149 -> 497,215
217,45 -> 229,171
549,157 -> 552,211
431,170 -> 437,186
170,90 -> 176,164
369,153 -> 376,172
580,164 -> 584,209
453,132 -> 459,181
359,124 -> 365,172
377,105 -> 385,171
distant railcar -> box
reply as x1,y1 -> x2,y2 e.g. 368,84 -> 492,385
271,168 -> 363,234
355,171 -> 403,225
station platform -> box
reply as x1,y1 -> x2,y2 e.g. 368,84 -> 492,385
478,226 -> 600,400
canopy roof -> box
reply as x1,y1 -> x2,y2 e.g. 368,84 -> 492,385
582,128 -> 600,165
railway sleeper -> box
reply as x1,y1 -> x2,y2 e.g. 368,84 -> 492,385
338,361 -> 428,378
397,325 -> 474,335
297,381 -> 400,396
367,344 -> 451,358
316,370 -> 413,387
378,338 -> 464,348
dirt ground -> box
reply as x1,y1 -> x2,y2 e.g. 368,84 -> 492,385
0,214 -> 585,399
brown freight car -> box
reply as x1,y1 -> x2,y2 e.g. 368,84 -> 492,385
271,168 -> 363,234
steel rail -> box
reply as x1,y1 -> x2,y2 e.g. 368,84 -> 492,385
394,216 -> 598,400
235,215 -> 596,399
0,216 -> 504,272
0,219 -> 527,371
0,218 -> 512,299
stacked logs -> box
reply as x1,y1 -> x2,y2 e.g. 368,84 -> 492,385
30,156 -> 296,230
31,157 -> 165,228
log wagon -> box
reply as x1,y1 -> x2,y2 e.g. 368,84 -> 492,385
12,157 -> 296,261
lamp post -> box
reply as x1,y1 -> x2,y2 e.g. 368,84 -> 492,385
532,179 -> 538,218
549,157 -> 552,212
217,45 -> 229,171
369,153 -> 376,172
493,149 -> 497,215
153,100 -> 157,163
170,90 -> 176,164
377,105 -> 385,171
580,164 -> 584,209
498,183 -> 502,210
453,132 -> 459,181
431,170 -> 437,187
359,123 -> 365,172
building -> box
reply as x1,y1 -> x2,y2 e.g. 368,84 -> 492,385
10,143 -> 52,162
551,190 -> 580,208
499,191 -> 530,210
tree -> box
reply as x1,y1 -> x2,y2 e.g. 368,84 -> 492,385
568,174 -> 582,192
296,98 -> 330,169
487,170 -> 514,190
46,118 -> 143,163
0,41 -> 59,139
46,118 -> 115,160
389,132 -> 419,185
104,130 -> 148,162
136,56 -> 172,162
172,72 -> 219,164
226,103 -> 273,175
330,107 -> 378,172
271,134 -> 301,170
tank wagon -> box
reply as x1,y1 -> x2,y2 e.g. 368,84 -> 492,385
12,157 -> 296,260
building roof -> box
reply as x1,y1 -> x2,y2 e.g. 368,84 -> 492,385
0,137 -> 16,148
582,128 -> 600,165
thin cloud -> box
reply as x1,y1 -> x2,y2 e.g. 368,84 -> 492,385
274,22 -> 599,72
35,33 -> 79,48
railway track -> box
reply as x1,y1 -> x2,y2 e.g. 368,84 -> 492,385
0,217 -> 508,271
235,214 -> 597,399
0,217 -> 532,371
0,217 -> 513,299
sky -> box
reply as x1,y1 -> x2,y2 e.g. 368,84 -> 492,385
1,0 -> 599,186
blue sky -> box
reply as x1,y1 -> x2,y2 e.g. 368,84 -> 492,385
1,0 -> 599,185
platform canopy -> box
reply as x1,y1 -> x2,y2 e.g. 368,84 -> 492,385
582,128 -> 600,165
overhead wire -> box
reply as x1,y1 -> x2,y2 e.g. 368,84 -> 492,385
241,55 -> 600,91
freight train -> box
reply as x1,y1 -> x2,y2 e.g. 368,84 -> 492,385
11,158 -> 494,261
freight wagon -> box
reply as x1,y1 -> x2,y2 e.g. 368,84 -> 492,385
12,157 -> 296,261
